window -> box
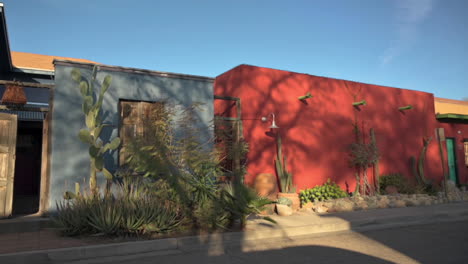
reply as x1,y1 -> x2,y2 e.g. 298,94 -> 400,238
119,100 -> 166,165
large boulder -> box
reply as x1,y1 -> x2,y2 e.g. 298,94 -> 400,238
276,204 -> 293,216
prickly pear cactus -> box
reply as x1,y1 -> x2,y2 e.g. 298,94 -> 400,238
72,66 -> 121,196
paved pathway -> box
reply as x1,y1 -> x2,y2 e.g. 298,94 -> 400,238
100,221 -> 468,264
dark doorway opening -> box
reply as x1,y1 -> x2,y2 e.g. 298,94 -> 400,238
12,121 -> 43,215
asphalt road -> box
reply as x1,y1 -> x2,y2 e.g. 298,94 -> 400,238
83,221 -> 468,264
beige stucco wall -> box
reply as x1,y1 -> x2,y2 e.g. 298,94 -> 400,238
434,98 -> 468,115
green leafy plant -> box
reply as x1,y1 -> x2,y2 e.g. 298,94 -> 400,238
71,67 -> 121,196
275,135 -> 296,193
299,179 -> 347,204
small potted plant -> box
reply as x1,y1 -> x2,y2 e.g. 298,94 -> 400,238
275,135 -> 300,210
276,197 -> 293,216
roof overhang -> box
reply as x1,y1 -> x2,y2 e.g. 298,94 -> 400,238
12,67 -> 54,76
436,113 -> 468,123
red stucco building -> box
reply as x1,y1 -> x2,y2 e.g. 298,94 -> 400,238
214,64 -> 468,193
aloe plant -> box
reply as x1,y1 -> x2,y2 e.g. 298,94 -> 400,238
71,67 -> 121,196
275,135 -> 295,193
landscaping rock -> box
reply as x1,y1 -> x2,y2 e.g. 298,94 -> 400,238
389,199 -> 406,208
420,198 -> 432,206
367,199 -> 379,210
333,199 -> 354,212
301,202 -> 314,210
313,202 -> 329,214
404,199 -> 419,207
353,201 -> 368,210
353,195 -> 365,202
446,181 -> 463,202
276,204 -> 293,216
323,201 -> 335,210
462,192 -> 468,201
376,196 -> 390,209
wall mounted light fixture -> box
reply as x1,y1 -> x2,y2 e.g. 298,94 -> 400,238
261,113 -> 279,129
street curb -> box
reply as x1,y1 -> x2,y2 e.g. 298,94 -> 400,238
0,217 -> 51,234
1,205 -> 467,264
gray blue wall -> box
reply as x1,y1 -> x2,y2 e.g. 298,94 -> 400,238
50,62 -> 214,210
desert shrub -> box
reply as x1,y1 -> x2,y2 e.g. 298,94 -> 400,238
299,179 -> 347,204
379,173 -> 415,194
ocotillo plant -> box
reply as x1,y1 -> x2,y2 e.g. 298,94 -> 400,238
275,135 -> 295,193
370,128 -> 380,194
71,66 -> 121,196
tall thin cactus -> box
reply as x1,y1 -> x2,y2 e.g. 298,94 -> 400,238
71,66 -> 121,196
275,135 -> 295,193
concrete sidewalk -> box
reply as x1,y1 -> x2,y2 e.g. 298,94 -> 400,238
1,202 -> 467,264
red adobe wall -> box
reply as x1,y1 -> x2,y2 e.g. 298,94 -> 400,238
214,65 -> 468,192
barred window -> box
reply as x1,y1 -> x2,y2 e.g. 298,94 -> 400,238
119,100 -> 166,165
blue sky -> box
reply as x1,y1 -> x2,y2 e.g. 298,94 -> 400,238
3,0 -> 467,99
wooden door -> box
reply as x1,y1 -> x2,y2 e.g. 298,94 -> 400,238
0,113 -> 18,218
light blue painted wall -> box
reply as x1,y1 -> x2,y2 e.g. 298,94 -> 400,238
49,62 -> 214,210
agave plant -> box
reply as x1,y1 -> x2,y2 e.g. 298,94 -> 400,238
54,198 -> 93,236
